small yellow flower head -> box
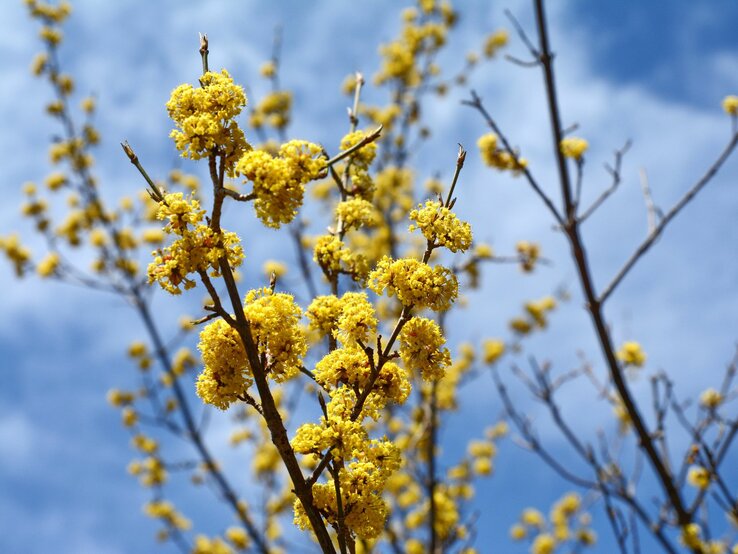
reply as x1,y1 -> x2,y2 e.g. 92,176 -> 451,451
141,228 -> 165,244
409,200 -> 473,253
478,133 -> 527,173
510,523 -> 527,540
244,287 -> 306,382
196,319 -> 252,410
532,533 -> 556,554
335,198 -> 379,230
687,466 -> 711,489
399,317 -> 451,381
44,172 -> 67,190
166,69 -> 248,171
335,291 -> 378,346
616,341 -> 646,367
148,225 -> 243,295
483,29 -> 509,58
262,259 -> 287,279
81,96 -> 96,114
722,95 -> 738,116
192,535 -> 234,554
369,256 -> 458,311
700,387 -> 724,409
313,235 -> 368,281
0,234 -> 32,277
680,523 -> 703,549
482,339 -> 505,364
260,61 -> 276,78
107,388 -> 134,407
36,252 -> 60,277
225,526 -> 250,549
560,137 -> 589,160
30,52 -> 47,76
237,141 -> 325,228
39,26 -> 63,46
340,130 -> 378,168
251,91 -> 292,130
306,295 -> 343,337
143,500 -> 192,531
521,508 -> 545,528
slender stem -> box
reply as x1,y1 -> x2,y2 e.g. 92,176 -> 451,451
199,33 -> 209,74
599,131 -> 738,304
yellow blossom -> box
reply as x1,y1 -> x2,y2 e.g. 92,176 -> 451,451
616,341 -> 646,367
167,69 -> 248,172
369,256 -> 458,311
700,388 -> 724,409
687,466 -> 711,489
399,317 -> 451,380
482,339 -> 505,364
723,95 -> 738,116
236,141 -> 325,228
409,200 -> 473,253
196,319 -> 251,410
36,252 -> 60,277
560,137 -> 589,160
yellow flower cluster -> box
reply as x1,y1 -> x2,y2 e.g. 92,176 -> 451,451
27,0 -> 72,24
306,294 -> 344,337
0,235 -> 32,277
333,292 -> 378,346
192,535 -> 234,554
374,13 -> 449,87
250,91 -> 292,130
369,256 -> 458,311
143,500 -> 191,531
36,252 -> 60,277
560,137 -> 589,160
483,29 -> 508,58
335,198 -> 379,230
374,166 -> 414,220
313,235 -> 369,281
680,523 -> 729,554
128,455 -> 166,487
148,193 -> 244,294
409,200 -> 472,253
512,493 -> 596,552
399,317 -> 451,381
196,319 -> 252,410
467,439 -> 496,475
236,140 -> 325,228
166,70 -> 248,172
243,287 -> 306,382
482,338 -> 505,364
293,393 -> 402,539
508,296 -> 556,336
700,387 -> 724,409
477,133 -> 527,173
340,130 -> 378,199
616,341 -> 646,367
434,343 -> 475,410
516,240 -> 541,272
723,95 -> 738,116
687,465 -> 711,489
340,130 -> 378,167
313,348 -> 410,407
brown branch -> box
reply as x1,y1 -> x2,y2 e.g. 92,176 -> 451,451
599,131 -> 738,303
531,0 -> 693,530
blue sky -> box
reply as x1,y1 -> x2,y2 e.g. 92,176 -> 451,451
2,1 -> 738,553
